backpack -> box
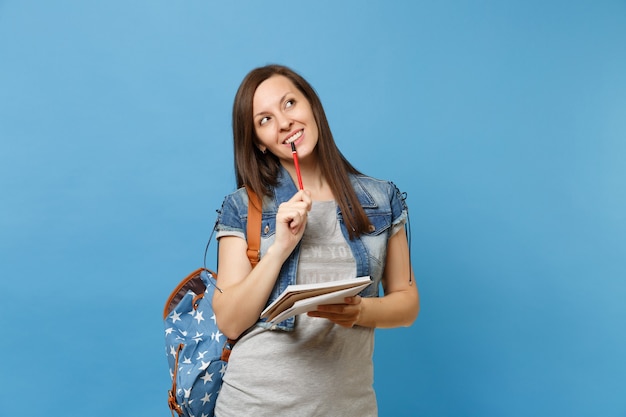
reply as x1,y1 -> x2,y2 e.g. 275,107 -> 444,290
163,189 -> 262,417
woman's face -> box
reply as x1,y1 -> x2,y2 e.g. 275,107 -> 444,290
252,75 -> 319,162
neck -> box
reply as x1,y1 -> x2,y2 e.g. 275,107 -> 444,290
281,159 -> 334,201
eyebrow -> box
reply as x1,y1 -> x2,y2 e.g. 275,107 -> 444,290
254,92 -> 290,119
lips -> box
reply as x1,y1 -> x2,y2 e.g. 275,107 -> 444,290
282,129 -> 303,144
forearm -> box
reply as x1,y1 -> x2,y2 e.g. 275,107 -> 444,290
356,287 -> 420,328
213,246 -> 287,339
355,226 -> 419,329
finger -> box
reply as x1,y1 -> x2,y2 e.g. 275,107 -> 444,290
307,310 -> 358,327
286,190 -> 312,210
314,304 -> 346,313
285,211 -> 307,233
286,189 -> 306,203
278,203 -> 310,222
343,296 -> 362,305
277,206 -> 307,225
301,190 -> 312,209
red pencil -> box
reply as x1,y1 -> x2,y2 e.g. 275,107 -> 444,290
291,142 -> 304,190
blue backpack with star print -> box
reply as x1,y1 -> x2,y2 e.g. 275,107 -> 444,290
163,190 -> 262,417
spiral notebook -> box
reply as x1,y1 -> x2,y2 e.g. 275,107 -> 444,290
260,276 -> 372,324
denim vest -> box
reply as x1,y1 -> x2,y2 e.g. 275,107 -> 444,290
216,166 -> 408,331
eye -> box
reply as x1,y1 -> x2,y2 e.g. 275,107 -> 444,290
259,116 -> 270,126
285,99 -> 295,109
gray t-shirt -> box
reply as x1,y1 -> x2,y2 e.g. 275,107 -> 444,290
215,200 -> 377,417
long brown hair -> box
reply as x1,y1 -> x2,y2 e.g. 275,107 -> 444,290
232,64 -> 370,238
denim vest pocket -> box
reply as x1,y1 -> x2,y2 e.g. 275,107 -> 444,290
362,212 -> 391,236
260,215 -> 276,239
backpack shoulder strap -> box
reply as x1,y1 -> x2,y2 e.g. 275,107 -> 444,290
246,187 -> 262,268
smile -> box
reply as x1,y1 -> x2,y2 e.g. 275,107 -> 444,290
283,129 -> 303,144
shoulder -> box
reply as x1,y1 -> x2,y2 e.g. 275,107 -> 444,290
221,187 -> 249,211
350,173 -> 405,204
350,173 -> 393,189
216,187 -> 250,230
349,173 -> 408,221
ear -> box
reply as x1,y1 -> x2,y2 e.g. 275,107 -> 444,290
258,145 -> 267,154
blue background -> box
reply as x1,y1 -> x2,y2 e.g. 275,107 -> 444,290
1,1 -> 625,416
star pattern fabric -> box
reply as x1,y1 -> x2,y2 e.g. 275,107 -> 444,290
164,269 -> 230,417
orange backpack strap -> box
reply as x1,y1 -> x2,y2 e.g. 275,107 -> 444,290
246,188 -> 262,268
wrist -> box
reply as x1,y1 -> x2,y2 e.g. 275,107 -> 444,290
264,243 -> 291,266
355,297 -> 377,328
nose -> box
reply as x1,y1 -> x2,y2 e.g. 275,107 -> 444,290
277,112 -> 292,131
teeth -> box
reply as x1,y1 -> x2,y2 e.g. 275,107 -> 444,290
284,130 -> 302,144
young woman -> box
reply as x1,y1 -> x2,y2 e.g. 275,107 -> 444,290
213,65 -> 419,416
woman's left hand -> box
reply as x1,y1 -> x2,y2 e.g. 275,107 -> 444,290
307,296 -> 363,328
